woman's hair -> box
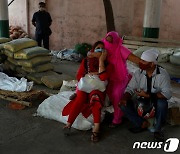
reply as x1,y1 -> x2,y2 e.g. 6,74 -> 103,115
91,41 -> 104,52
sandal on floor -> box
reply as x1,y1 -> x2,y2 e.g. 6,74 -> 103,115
91,132 -> 100,142
63,126 -> 71,136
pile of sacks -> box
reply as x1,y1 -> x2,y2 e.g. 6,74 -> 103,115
2,38 -> 53,75
1,38 -> 73,89
9,26 -> 29,40
0,38 -> 11,64
133,46 -> 180,79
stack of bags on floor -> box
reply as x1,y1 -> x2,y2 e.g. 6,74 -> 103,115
1,38 -> 73,89
2,38 -> 53,76
133,46 -> 180,79
0,38 -> 11,64
9,26 -> 29,40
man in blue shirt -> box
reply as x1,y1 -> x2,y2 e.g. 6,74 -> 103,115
32,2 -> 52,49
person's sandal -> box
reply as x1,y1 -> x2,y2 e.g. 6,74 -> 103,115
91,132 -> 100,142
63,126 -> 71,136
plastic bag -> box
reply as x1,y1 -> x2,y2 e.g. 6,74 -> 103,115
78,74 -> 107,93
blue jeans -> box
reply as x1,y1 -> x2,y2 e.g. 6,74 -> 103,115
120,99 -> 168,132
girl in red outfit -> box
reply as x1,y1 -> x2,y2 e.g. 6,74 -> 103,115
62,41 -> 108,142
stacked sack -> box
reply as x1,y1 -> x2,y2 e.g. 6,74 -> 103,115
2,38 -> 73,89
2,38 -> 53,79
133,46 -> 180,78
9,26 -> 29,40
0,38 -> 11,63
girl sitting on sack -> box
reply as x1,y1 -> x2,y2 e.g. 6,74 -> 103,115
62,41 -> 108,142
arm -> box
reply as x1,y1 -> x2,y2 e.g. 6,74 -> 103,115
127,53 -> 141,65
156,72 -> 172,99
32,13 -> 36,27
48,13 -> 52,26
98,51 -> 107,73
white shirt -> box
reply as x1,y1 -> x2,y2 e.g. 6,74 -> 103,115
125,66 -> 172,100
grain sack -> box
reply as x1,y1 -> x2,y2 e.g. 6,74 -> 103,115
170,49 -> 180,66
14,46 -> 50,59
133,46 -> 152,57
22,63 -> 53,73
17,56 -> 51,68
59,80 -> 78,92
0,44 -> 4,50
7,57 -> 19,66
16,67 -> 28,76
41,73 -> 73,89
4,60 -> 16,71
3,38 -> 37,52
134,46 -> 173,63
158,63 -> 180,78
0,37 -> 11,44
27,71 -> 56,84
3,49 -> 14,58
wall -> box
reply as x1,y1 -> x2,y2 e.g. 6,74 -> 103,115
46,0 -> 107,50
160,0 -> 180,40
8,0 -> 180,50
8,0 -> 27,32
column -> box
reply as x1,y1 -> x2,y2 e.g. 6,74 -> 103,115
0,0 -> 9,37
143,0 -> 162,38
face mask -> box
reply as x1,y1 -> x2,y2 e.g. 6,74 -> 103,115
139,62 -> 151,70
94,48 -> 103,52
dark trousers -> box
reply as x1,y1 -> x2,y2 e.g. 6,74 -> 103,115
35,33 -> 49,50
120,99 -> 168,132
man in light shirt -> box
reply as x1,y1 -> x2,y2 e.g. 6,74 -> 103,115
119,49 -> 172,142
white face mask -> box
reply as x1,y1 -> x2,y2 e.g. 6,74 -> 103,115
94,48 -> 104,53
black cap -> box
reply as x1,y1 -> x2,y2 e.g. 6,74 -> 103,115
39,2 -> 46,6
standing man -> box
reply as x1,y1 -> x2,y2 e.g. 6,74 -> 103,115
32,2 -> 52,50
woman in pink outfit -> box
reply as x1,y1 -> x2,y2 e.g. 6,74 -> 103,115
102,31 -> 141,127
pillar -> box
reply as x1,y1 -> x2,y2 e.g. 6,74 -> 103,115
0,0 -> 9,37
143,0 -> 162,38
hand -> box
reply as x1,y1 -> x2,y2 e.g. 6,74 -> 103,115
119,99 -> 127,107
135,89 -> 149,98
99,50 -> 107,62
87,52 -> 95,58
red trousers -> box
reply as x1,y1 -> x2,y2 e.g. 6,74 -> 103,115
66,90 -> 103,124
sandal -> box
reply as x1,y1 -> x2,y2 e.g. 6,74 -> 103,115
63,126 -> 71,136
91,132 -> 100,142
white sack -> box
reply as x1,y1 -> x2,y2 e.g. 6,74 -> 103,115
36,91 -> 106,130
0,72 -> 33,92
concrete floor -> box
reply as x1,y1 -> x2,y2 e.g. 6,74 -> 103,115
0,60 -> 180,154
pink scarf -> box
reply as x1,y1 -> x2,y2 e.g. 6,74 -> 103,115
102,31 -> 130,82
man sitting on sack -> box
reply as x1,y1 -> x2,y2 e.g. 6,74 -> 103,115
119,49 -> 172,142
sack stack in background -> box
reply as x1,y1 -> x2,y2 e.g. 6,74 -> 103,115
9,26 -> 29,40
0,38 -> 11,64
1,38 -> 73,89
2,38 -> 53,75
